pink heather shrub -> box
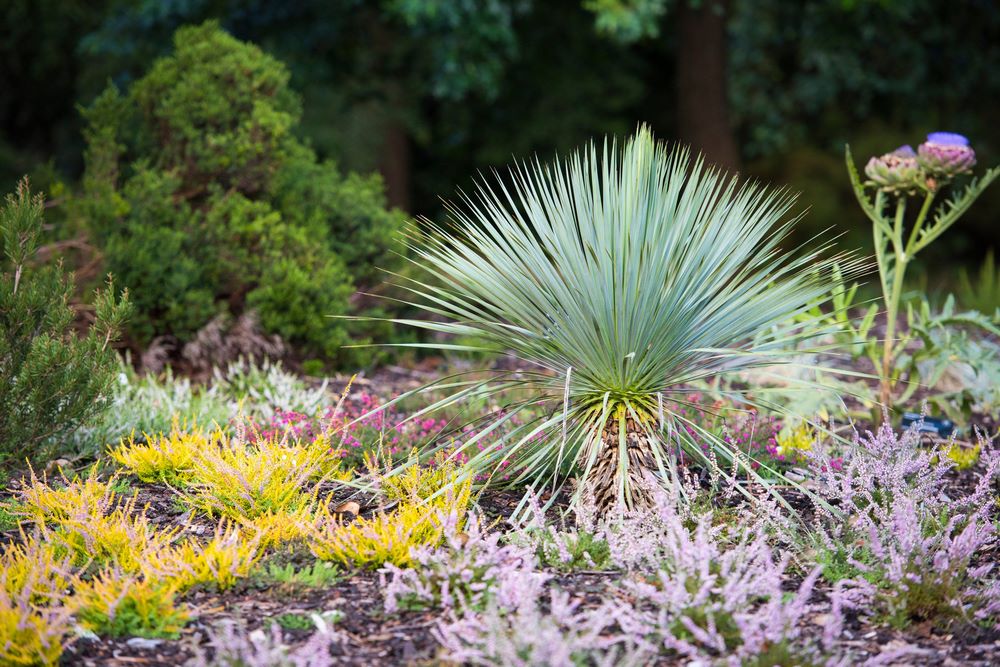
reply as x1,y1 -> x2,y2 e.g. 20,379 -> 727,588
381,512 -> 547,613
808,420 -> 952,516
609,512 -> 842,665
586,475 -> 791,571
977,580 -> 1000,626
432,494 -> 846,666
809,420 -> 1000,628
730,567 -> 841,666
507,493 -> 611,572
434,535 -> 842,666
617,516 -> 783,643
186,618 -> 341,667
434,589 -> 646,667
588,488 -> 705,571
839,495 -> 998,629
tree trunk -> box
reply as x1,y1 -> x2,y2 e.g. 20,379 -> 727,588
379,116 -> 412,212
676,0 -> 740,172
369,12 -> 413,213
588,414 -> 657,512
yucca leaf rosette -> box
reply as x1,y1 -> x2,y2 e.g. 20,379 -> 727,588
383,128 -> 863,513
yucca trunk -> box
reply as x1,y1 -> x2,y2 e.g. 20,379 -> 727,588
589,414 -> 657,512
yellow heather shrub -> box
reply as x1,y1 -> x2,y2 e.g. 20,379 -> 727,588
109,420 -> 213,484
41,495 -> 179,574
376,453 -> 463,503
0,587 -> 69,667
180,435 -> 345,520
273,435 -> 353,483
71,570 -> 189,639
0,548 -> 73,666
775,422 -> 816,461
301,481 -> 472,568
15,465 -> 115,527
237,507 -> 313,550
147,523 -> 262,591
944,442 -> 981,470
1,537 -> 73,605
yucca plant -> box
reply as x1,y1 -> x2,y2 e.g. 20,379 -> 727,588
378,127 -> 864,513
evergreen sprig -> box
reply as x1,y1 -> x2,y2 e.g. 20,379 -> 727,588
0,178 -> 132,465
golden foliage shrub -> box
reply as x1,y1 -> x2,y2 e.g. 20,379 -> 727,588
71,570 -> 189,639
108,420 -> 211,484
179,433 -> 349,520
14,465 -> 116,527
301,481 -> 472,568
146,524 -> 262,591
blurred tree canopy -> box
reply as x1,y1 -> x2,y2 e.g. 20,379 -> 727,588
1,0 -> 998,271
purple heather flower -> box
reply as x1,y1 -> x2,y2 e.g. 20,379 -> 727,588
380,511 -> 547,614
918,132 -> 976,179
187,619 -> 342,667
434,589 -> 640,666
807,421 -> 1000,629
864,145 -> 923,194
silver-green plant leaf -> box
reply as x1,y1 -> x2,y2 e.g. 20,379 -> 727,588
379,127 -> 866,512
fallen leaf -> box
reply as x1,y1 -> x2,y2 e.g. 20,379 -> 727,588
335,501 -> 360,515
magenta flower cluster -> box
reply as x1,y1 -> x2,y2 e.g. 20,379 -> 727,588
669,394 -> 793,472
245,391 -> 531,474
245,391 -> 449,466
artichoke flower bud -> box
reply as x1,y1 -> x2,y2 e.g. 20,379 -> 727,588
865,145 -> 923,195
918,132 -> 976,179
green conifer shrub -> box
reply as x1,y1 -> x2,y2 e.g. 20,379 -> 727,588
75,22 -> 403,365
1,179 -> 132,465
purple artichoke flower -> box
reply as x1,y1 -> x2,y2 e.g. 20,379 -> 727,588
865,145 -> 923,194
918,132 -> 976,178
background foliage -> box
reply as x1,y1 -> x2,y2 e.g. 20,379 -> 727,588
0,0 -> 998,366
73,23 -> 403,365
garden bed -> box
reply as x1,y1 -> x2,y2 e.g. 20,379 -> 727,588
3,426 -> 998,666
